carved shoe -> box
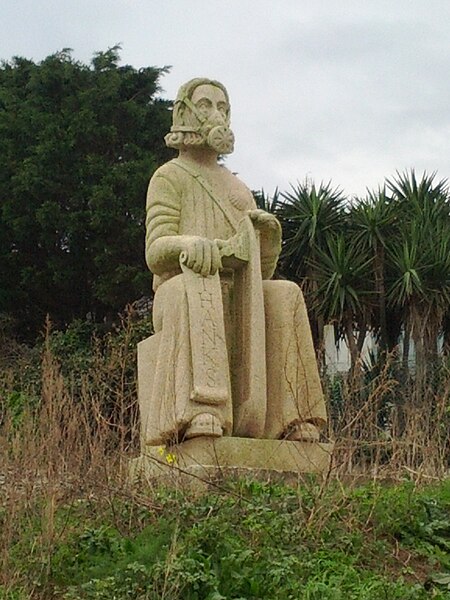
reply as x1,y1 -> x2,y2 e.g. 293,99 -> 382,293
284,421 -> 320,443
184,413 -> 223,440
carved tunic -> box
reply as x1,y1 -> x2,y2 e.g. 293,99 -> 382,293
140,157 -> 327,444
146,158 -> 256,288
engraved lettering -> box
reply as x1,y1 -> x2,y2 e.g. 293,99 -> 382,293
206,367 -> 216,387
199,290 -> 213,308
202,323 -> 216,347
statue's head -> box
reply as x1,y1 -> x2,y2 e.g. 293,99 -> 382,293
165,78 -> 235,154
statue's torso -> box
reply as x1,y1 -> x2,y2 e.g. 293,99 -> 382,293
150,158 -> 256,239
146,158 -> 257,290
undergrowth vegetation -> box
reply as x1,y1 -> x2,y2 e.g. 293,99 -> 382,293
1,315 -> 450,598
3,475 -> 450,598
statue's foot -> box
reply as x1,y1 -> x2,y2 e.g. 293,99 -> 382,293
184,413 -> 223,440
284,421 -> 320,443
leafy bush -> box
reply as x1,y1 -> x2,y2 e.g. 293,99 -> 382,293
4,480 -> 445,599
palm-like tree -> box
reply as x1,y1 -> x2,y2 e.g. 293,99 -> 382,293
253,188 -> 281,214
278,180 -> 346,282
350,187 -> 398,353
385,170 -> 450,389
310,233 -> 374,373
386,169 -> 449,223
276,180 -> 347,348
268,170 -> 450,385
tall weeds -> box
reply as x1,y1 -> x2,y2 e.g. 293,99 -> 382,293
327,352 -> 450,480
0,315 -> 145,592
1,315 -> 450,595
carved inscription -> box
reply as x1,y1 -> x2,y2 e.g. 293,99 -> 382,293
199,280 -> 218,387
180,262 -> 230,405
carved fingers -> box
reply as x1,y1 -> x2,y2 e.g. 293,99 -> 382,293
247,209 -> 281,231
210,241 -> 222,274
182,237 -> 222,276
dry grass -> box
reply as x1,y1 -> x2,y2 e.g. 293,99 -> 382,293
0,318 -> 143,593
1,318 -> 450,595
327,352 -> 450,481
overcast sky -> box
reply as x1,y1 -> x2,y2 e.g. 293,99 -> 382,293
2,0 -> 450,198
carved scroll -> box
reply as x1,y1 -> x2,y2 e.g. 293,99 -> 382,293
179,215 -> 267,437
180,254 -> 231,406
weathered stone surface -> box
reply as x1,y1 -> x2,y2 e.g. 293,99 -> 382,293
130,438 -> 334,487
135,77 -> 329,475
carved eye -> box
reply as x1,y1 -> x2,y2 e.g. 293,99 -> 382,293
217,103 -> 228,116
196,99 -> 212,117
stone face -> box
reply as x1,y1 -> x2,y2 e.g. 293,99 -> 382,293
137,78 -> 329,474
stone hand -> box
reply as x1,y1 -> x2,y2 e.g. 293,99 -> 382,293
180,236 -> 222,276
247,209 -> 280,231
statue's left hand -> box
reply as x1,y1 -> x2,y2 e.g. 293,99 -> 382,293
247,209 -> 280,231
247,209 -> 282,279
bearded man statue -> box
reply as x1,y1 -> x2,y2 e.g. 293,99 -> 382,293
138,77 -> 327,448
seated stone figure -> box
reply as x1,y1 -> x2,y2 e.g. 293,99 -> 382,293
138,77 -> 327,447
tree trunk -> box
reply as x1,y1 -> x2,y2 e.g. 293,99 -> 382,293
357,322 -> 367,356
345,318 -> 360,376
374,244 -> 387,355
411,312 -> 425,405
402,325 -> 410,376
442,311 -> 450,355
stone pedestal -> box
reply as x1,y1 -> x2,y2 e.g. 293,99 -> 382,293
130,437 -> 334,488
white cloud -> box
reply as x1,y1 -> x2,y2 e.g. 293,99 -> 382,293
2,0 -> 450,196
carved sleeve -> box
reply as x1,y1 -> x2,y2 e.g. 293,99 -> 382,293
145,171 -> 182,273
146,172 -> 181,248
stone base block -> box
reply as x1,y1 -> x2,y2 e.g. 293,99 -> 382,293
130,437 -> 334,488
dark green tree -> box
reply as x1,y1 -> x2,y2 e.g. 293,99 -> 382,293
0,47 -> 173,337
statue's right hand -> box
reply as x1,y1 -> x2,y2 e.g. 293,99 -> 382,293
181,237 -> 222,277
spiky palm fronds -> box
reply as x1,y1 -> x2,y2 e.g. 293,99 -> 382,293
277,180 -> 347,282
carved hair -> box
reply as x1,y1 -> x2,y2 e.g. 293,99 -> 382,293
165,78 -> 230,150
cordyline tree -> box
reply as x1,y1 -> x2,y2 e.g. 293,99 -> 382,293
0,46 -> 173,338
263,181 -> 347,351
261,170 -> 450,379
386,170 -> 450,392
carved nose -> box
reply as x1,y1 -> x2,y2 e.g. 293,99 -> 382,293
211,108 -> 226,124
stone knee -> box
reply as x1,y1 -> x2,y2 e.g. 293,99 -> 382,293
263,278 -> 325,438
263,279 -> 305,325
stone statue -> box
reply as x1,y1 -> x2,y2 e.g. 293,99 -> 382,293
138,78 -> 327,451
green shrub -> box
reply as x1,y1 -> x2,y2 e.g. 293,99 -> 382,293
11,481 -> 444,599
